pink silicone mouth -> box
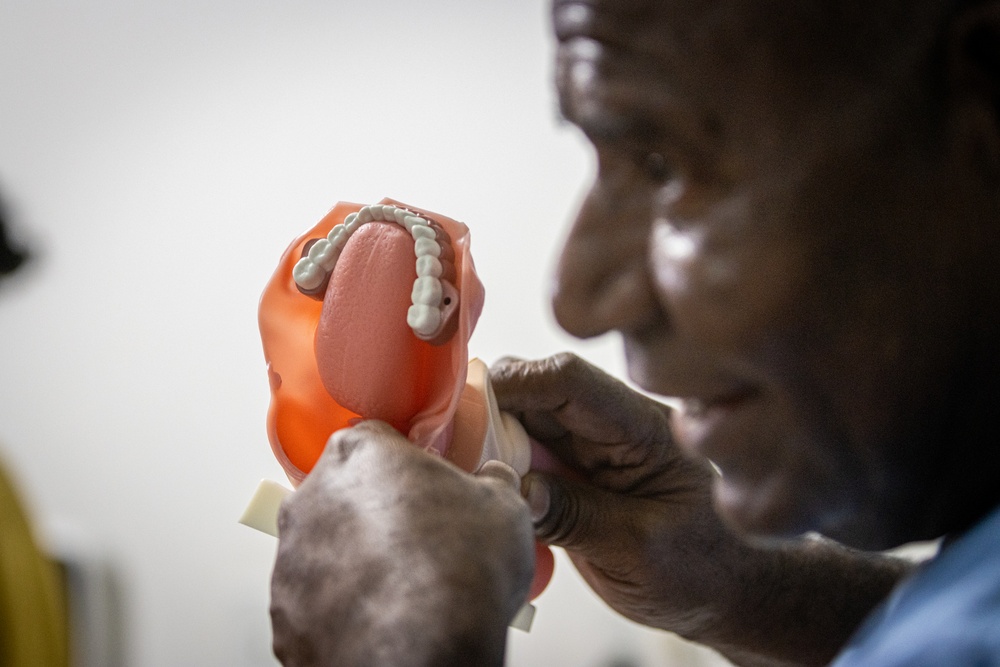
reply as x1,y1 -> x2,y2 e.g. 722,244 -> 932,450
258,198 -> 554,601
259,199 -> 485,483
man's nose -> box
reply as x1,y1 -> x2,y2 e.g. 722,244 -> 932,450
551,189 -> 664,339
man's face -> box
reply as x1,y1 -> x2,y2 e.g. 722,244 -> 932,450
551,0 -> 976,548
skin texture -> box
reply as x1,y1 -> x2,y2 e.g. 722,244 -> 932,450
269,0 -> 1000,664
264,201 -> 555,665
549,0 -> 1000,549
270,422 -> 533,667
492,354 -> 908,666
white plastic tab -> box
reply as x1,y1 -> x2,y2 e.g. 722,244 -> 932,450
239,479 -> 293,537
509,603 -> 536,633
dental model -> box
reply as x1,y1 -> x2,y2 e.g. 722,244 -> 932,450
244,199 -> 553,624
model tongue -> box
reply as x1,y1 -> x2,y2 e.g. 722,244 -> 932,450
315,221 -> 431,430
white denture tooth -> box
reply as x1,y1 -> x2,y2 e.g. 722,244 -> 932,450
393,208 -> 409,224
357,207 -> 374,224
410,224 -> 436,241
344,212 -> 358,226
311,240 -> 340,271
327,224 -> 346,244
292,258 -> 326,291
411,276 -> 443,306
369,204 -> 386,221
326,248 -> 342,270
345,216 -> 363,233
328,229 -> 347,249
414,237 -> 442,258
407,304 -> 442,336
416,255 -> 443,278
403,215 -> 427,231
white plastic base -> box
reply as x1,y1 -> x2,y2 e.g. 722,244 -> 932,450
509,603 -> 536,633
238,479 -> 292,537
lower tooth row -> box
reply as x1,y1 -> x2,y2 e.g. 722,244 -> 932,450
407,304 -> 441,335
292,204 -> 458,338
411,276 -> 441,306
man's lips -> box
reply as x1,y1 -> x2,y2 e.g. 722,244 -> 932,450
669,386 -> 760,461
680,389 -> 754,417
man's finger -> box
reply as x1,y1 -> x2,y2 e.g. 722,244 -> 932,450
491,354 -> 673,445
522,470 -> 641,560
490,353 -> 595,412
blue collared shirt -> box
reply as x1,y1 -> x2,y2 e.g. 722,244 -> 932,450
833,504 -> 1000,666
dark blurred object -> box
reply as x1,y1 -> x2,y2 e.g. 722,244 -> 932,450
0,194 -> 28,277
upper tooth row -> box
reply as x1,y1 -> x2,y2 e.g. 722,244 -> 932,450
292,204 -> 455,338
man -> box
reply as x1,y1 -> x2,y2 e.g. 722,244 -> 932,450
269,0 -> 1000,664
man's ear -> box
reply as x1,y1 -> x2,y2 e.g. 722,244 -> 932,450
947,2 -> 1000,178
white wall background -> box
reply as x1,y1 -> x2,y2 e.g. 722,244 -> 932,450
0,1 -> 729,665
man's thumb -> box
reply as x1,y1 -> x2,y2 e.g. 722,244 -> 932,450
522,471 -> 623,556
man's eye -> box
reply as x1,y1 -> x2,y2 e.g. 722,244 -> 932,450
643,152 -> 671,183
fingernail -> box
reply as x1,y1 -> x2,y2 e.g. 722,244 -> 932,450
523,477 -> 550,523
476,461 -> 520,490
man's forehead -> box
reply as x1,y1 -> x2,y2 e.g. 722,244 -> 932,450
551,0 -> 933,123
552,0 -> 739,137
552,0 -> 752,41
551,0 -> 767,86
553,0 -> 686,50
551,0 -> 915,69
552,0 -> 660,25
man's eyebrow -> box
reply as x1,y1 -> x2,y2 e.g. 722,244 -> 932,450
559,99 -> 728,184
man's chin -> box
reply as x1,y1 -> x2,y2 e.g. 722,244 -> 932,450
711,472 -> 886,549
712,475 -> 812,540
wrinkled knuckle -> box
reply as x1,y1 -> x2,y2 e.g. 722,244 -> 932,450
321,429 -> 358,467
327,425 -> 364,453
491,357 -> 538,407
496,355 -> 540,384
540,352 -> 573,392
323,425 -> 385,470
550,351 -> 582,375
552,351 -> 596,388
490,355 -> 524,375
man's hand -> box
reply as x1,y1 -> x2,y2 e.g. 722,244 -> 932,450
491,353 -> 741,635
270,420 -> 534,667
492,354 -> 909,667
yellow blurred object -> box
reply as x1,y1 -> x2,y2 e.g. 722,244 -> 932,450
0,460 -> 68,667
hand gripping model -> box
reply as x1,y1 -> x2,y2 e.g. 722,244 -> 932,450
241,199 -> 554,627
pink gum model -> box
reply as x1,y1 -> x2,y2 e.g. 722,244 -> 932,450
258,198 -> 554,600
